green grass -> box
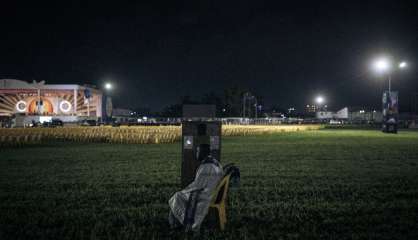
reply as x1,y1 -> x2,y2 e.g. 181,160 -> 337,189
1,130 -> 418,239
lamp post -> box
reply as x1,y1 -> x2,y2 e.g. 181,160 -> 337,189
371,56 -> 408,133
102,82 -> 114,124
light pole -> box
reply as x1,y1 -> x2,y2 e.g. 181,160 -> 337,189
102,82 -> 114,124
371,56 -> 408,133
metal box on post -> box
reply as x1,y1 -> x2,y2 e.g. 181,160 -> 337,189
181,105 -> 221,187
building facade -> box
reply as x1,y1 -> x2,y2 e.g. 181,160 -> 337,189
0,79 -> 108,124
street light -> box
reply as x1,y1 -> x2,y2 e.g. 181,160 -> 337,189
371,55 -> 409,133
372,57 -> 391,74
104,82 -> 112,90
315,96 -> 325,112
315,96 -> 324,104
371,56 -> 407,92
399,61 -> 407,69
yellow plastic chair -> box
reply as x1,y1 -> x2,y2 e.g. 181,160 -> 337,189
209,174 -> 231,231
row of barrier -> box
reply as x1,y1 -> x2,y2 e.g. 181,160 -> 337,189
0,125 -> 322,147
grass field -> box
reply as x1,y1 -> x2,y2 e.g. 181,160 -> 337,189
1,130 -> 418,239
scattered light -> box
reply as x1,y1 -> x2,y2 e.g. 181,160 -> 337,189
39,116 -> 52,123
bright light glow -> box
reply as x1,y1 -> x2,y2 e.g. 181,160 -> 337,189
39,116 -> 52,123
315,96 -> 324,104
104,83 -> 112,90
59,100 -> 72,113
16,100 -> 27,112
399,61 -> 407,68
372,57 -> 391,73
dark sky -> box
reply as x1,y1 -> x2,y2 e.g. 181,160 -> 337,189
1,0 -> 418,111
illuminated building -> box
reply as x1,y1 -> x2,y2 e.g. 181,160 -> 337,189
305,104 -> 317,113
0,79 -> 112,124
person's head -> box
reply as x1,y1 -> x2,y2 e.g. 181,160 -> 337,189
196,144 -> 211,162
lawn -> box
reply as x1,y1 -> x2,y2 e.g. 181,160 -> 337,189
1,130 -> 418,239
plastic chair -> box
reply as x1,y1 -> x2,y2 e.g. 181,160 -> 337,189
209,174 -> 231,230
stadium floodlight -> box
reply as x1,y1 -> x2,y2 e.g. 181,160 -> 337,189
399,61 -> 407,69
104,82 -> 112,90
315,96 -> 324,104
372,57 -> 392,74
371,56 -> 409,92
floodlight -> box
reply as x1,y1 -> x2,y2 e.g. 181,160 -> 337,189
315,96 -> 324,104
104,83 -> 112,90
372,57 -> 391,74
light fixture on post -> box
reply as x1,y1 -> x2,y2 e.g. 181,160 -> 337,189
371,55 -> 409,133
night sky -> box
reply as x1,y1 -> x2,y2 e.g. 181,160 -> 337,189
1,1 -> 418,112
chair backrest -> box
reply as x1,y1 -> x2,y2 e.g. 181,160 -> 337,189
211,174 -> 231,205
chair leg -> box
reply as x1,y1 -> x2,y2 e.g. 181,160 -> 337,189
219,205 -> 226,231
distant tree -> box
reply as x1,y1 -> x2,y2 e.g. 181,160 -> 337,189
160,103 -> 182,117
200,91 -> 226,117
159,96 -> 200,117
158,88 -> 264,118
180,95 -> 199,105
223,86 -> 246,117
132,107 -> 151,116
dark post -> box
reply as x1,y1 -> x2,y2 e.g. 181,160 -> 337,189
181,105 -> 221,187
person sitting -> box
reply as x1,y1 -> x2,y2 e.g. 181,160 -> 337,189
168,144 -> 224,232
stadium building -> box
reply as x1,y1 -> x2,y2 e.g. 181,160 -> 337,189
0,79 -> 112,126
